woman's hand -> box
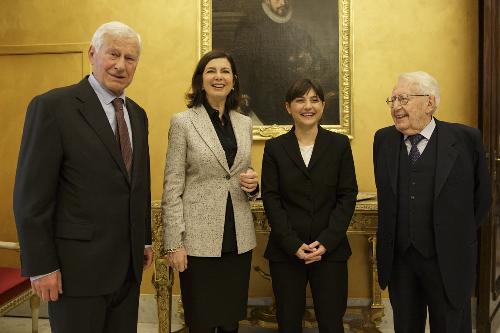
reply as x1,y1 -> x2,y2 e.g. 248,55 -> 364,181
240,168 -> 258,193
295,243 -> 312,260
304,241 -> 326,264
295,241 -> 326,264
167,247 -> 188,272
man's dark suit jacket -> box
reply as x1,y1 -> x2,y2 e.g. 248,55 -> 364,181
13,77 -> 151,297
262,127 -> 358,261
373,118 -> 491,307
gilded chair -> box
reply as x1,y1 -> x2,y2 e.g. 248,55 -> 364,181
0,241 -> 40,333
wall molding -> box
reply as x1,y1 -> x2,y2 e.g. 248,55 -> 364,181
0,43 -> 90,78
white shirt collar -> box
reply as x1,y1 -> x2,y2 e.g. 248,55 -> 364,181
88,73 -> 126,106
404,117 -> 436,140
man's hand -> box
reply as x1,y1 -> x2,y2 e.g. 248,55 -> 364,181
167,247 -> 188,272
143,247 -> 153,269
239,168 -> 258,193
31,270 -> 62,302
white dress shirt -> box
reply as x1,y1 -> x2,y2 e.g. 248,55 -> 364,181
403,118 -> 436,155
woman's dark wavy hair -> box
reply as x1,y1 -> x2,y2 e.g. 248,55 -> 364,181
186,50 -> 241,111
285,78 -> 325,104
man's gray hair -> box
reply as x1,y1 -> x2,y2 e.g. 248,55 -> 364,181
91,21 -> 142,54
398,71 -> 441,108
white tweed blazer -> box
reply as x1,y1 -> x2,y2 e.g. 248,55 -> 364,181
162,106 -> 257,257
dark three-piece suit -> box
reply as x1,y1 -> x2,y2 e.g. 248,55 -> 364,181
374,118 -> 491,332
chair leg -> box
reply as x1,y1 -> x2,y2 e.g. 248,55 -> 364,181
29,294 -> 40,333
153,259 -> 174,333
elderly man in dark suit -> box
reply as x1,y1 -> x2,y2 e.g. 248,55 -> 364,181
373,71 -> 491,332
13,21 -> 152,333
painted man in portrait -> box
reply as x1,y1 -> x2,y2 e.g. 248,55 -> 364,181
230,0 -> 339,125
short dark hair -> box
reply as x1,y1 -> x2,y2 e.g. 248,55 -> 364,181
186,50 -> 241,111
285,78 -> 325,104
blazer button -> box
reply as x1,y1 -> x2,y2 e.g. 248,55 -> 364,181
225,175 -> 231,180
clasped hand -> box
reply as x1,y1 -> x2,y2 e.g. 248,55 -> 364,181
239,168 -> 258,193
295,241 -> 326,264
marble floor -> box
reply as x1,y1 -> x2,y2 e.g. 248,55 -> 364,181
0,317 -> 351,333
0,317 -> 334,332
0,317 -> 157,333
0,295 -> 481,332
0,316 -> 480,333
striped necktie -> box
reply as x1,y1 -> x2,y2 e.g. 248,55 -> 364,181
112,98 -> 132,178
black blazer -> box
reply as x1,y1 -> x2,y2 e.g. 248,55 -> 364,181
13,77 -> 151,297
262,127 -> 358,262
373,118 -> 491,307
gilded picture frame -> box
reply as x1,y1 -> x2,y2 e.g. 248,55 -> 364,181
200,0 -> 352,140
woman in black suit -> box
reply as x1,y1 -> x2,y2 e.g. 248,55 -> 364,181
261,79 -> 358,333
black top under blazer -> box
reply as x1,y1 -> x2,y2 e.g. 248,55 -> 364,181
373,118 -> 491,307
262,126 -> 358,262
13,77 -> 152,297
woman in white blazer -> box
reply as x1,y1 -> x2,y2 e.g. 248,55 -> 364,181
161,50 -> 258,333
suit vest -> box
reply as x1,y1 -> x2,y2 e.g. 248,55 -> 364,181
396,131 -> 437,257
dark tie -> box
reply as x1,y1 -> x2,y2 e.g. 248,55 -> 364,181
112,98 -> 132,178
407,134 -> 424,164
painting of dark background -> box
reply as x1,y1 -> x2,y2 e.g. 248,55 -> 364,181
212,0 -> 339,125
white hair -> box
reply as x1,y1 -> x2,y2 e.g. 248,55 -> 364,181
91,21 -> 141,54
398,71 -> 441,108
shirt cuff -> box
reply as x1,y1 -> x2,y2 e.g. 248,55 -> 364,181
30,269 -> 59,281
247,184 -> 260,199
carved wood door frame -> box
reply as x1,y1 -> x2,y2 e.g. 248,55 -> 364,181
477,0 -> 500,332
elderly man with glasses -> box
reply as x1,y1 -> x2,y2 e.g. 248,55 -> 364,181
373,71 -> 491,332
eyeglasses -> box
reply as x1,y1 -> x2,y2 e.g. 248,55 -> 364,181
385,94 -> 429,107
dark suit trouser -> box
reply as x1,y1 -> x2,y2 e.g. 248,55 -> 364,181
269,260 -> 347,333
389,247 -> 471,333
48,268 -> 140,333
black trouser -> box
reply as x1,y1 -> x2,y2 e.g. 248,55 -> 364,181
48,268 -> 140,333
389,247 -> 471,333
269,259 -> 347,333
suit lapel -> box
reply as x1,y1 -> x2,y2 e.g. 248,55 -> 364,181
307,126 -> 328,170
126,100 -> 143,185
385,127 -> 402,195
229,111 -> 247,174
281,129 -> 310,178
75,79 -> 130,184
434,119 -> 458,199
190,106 -> 230,173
